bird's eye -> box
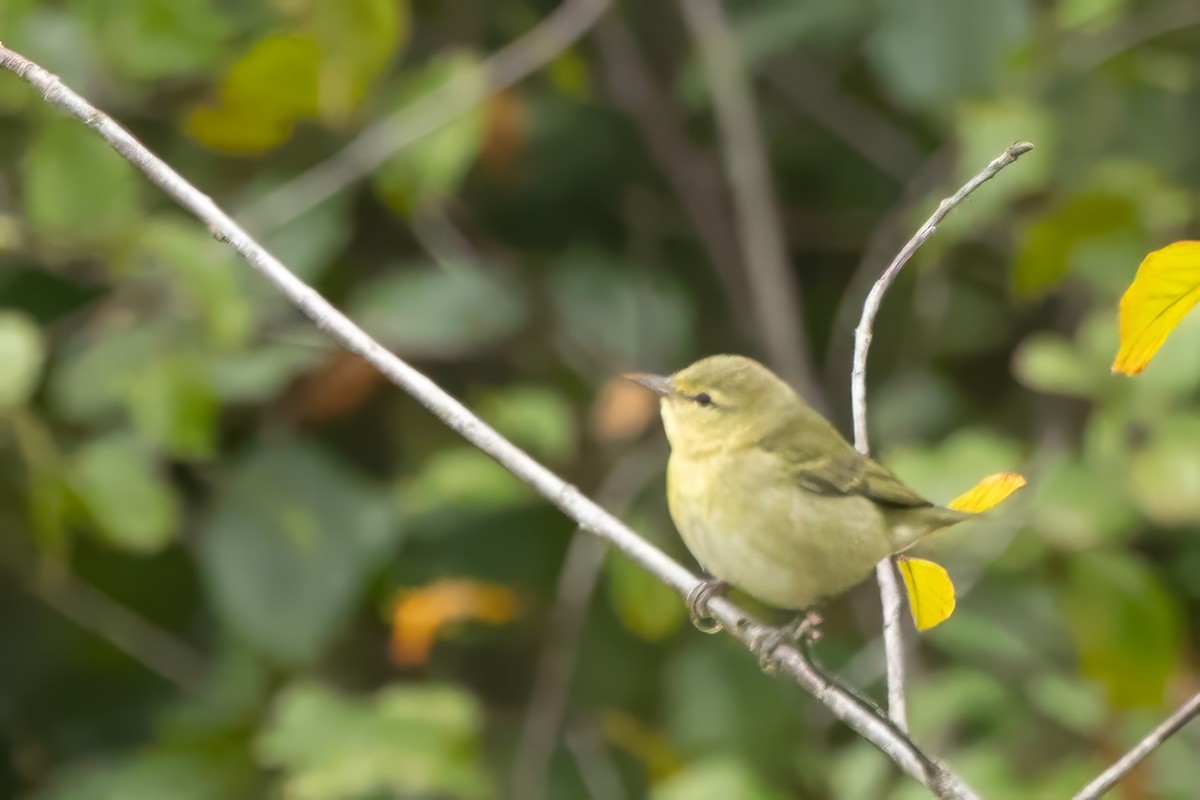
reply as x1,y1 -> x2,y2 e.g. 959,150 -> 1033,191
694,392 -> 714,407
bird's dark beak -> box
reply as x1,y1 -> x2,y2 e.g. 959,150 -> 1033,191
623,372 -> 672,397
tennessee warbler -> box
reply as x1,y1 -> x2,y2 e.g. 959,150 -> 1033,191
628,354 -> 969,646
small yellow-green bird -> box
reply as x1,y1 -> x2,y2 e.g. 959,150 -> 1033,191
627,354 -> 972,642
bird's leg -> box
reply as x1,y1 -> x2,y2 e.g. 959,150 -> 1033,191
745,608 -> 824,673
685,578 -> 728,634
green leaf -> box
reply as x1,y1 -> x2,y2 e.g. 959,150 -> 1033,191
397,447 -> 532,519
607,548 -> 685,642
1012,192 -> 1139,298
72,0 -> 231,80
907,668 -> 1012,738
125,355 -> 219,460
1129,415 -> 1200,526
42,751 -> 237,800
372,51 -> 487,213
549,249 -> 695,367
1012,163 -> 1189,299
1057,0 -> 1125,31
0,311 -> 46,411
258,681 -> 487,800
650,757 -> 785,800
51,324 -> 167,423
134,216 -> 253,349
304,0 -> 409,115
185,34 -> 322,155
49,324 -> 218,458
829,741 -> 894,800
1013,333 -> 1106,398
348,265 -> 528,359
1027,673 -> 1106,735
865,0 -> 1030,114
199,442 -> 396,663
476,385 -> 577,462
871,371 -> 962,446
1062,551 -> 1182,708
1029,456 -> 1138,550
71,432 -> 179,553
23,117 -> 142,244
883,428 -> 1024,505
208,341 -> 325,405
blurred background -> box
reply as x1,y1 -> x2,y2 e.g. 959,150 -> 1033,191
1,0 -> 1199,798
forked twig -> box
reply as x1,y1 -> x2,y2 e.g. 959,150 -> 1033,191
851,141 -> 1035,731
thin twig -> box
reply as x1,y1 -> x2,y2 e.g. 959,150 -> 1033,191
2,549 -> 205,691
850,142 -> 1035,732
1074,693 -> 1200,800
565,718 -> 628,800
677,0 -> 824,410
764,52 -> 923,181
245,0 -> 611,231
511,444 -> 662,800
824,146 -> 956,413
0,45 -> 979,799
1060,2 -> 1200,71
873,559 -> 909,729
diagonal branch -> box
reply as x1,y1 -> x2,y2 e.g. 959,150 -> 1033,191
1074,692 -> 1200,800
246,0 -> 612,231
510,443 -> 662,800
764,51 -> 923,181
677,0 -> 825,410
850,142 -> 1035,731
0,45 -> 979,800
1,544 -> 205,692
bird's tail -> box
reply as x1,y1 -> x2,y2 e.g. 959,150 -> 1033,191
889,505 -> 972,552
891,472 -> 1027,551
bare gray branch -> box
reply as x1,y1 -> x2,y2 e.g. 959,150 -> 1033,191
1074,692 -> 1200,800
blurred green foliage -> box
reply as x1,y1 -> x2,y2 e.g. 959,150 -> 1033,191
2,0 -> 1200,798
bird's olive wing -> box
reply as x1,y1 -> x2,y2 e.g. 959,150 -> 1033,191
763,415 -> 932,509
858,459 -> 933,508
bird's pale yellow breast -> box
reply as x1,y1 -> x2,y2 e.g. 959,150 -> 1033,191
667,446 -> 896,610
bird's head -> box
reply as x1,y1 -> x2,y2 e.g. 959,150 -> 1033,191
624,355 -> 805,456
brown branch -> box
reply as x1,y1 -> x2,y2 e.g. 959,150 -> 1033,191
592,18 -> 750,330
677,0 -> 824,410
510,443 -> 662,800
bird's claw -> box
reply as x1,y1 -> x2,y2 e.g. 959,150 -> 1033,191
748,609 -> 824,673
685,578 -> 728,634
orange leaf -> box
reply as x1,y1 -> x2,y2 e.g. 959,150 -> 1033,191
1112,241 -> 1200,375
389,578 -> 519,666
948,472 -> 1027,513
897,557 -> 956,632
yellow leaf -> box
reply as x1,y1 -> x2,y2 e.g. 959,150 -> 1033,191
1112,241 -> 1200,375
897,557 -> 956,632
948,472 -> 1027,513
